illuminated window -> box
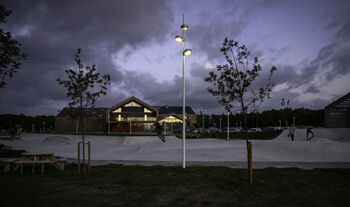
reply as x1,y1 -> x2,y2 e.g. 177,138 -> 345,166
118,115 -> 121,121
159,115 -> 183,123
144,114 -> 147,121
144,108 -> 152,113
113,108 -> 121,113
124,101 -> 141,107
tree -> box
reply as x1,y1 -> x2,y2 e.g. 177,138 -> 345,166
205,38 -> 276,182
0,4 -> 27,88
280,98 -> 291,127
57,48 -> 110,174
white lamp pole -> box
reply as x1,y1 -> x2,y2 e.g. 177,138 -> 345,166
175,13 -> 192,169
227,113 -> 230,141
202,110 -> 205,131
182,14 -> 186,169
293,116 -> 295,126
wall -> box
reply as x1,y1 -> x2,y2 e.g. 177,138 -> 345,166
55,117 -> 106,133
325,108 -> 350,128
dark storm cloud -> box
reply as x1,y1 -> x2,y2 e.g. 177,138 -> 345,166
271,17 -> 350,98
0,0 -> 174,115
188,16 -> 247,60
117,62 -> 224,114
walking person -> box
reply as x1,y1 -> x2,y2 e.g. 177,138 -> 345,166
288,124 -> 296,141
306,126 -> 314,141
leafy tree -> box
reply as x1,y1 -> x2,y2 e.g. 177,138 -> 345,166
205,38 -> 276,145
280,98 -> 291,127
57,48 -> 110,174
0,4 -> 27,88
205,38 -> 276,182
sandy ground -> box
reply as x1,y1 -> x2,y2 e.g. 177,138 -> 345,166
1,128 -> 349,168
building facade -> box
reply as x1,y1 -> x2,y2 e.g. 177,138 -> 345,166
56,96 -> 196,133
325,92 -> 350,128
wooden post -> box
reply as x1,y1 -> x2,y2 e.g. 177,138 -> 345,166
88,141 -> 91,173
248,141 -> 253,184
76,121 -> 79,133
78,142 -> 81,174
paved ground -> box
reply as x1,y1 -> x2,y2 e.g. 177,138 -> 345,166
1,128 -> 349,168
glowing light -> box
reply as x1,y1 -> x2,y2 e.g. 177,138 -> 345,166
181,24 -> 188,31
175,35 -> 184,42
183,49 -> 192,56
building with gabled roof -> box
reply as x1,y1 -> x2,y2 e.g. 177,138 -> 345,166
325,92 -> 350,128
55,96 -> 196,133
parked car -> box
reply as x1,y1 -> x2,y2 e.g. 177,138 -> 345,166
229,127 -> 242,132
248,128 -> 262,132
193,128 -> 204,133
222,127 -> 241,132
265,126 -> 283,131
205,127 -> 221,133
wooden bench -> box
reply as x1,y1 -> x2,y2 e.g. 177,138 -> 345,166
37,160 -> 57,174
13,152 -> 69,175
55,158 -> 68,171
3,159 -> 19,172
15,159 -> 57,175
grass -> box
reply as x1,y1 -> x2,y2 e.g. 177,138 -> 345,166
1,163 -> 349,206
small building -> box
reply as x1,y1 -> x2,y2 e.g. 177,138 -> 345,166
56,96 -> 196,133
56,108 -> 108,133
156,106 -> 196,134
325,92 -> 350,128
107,96 -> 158,133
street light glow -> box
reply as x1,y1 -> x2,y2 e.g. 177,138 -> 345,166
181,24 -> 188,31
175,35 -> 184,42
183,49 -> 192,56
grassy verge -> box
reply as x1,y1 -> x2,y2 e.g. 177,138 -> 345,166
1,163 -> 349,207
177,130 -> 283,140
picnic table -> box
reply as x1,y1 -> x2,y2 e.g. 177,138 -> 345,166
4,152 -> 68,174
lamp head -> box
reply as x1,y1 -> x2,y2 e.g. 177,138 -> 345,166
175,35 -> 184,42
183,49 -> 192,56
181,24 -> 189,31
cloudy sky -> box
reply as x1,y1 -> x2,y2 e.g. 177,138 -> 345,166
1,0 -> 349,115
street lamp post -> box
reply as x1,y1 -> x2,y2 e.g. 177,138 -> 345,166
293,116 -> 295,126
175,13 -> 192,169
279,120 -> 281,128
202,110 -> 205,130
227,113 -> 230,141
220,118 -> 222,132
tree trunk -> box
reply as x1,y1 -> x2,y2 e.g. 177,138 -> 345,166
244,111 -> 253,184
80,106 -> 85,175
244,111 -> 248,149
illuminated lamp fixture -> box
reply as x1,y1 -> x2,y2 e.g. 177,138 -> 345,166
181,24 -> 188,31
183,49 -> 192,56
175,35 -> 184,42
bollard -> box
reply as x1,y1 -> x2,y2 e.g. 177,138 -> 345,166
88,141 -> 91,173
248,141 -> 253,184
78,142 -> 81,174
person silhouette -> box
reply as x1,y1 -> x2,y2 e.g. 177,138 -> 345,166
306,126 -> 314,141
288,124 -> 296,141
153,122 -> 165,142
